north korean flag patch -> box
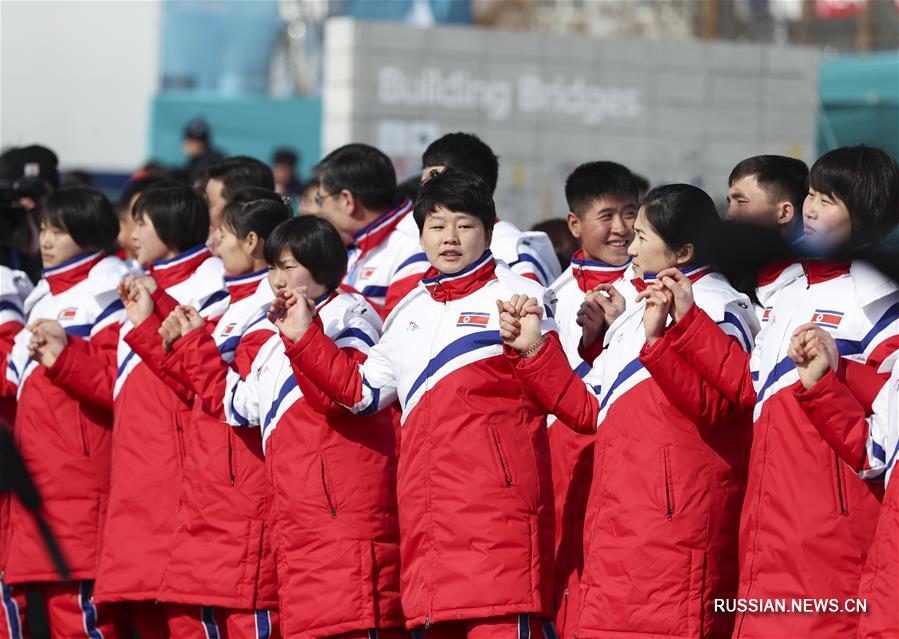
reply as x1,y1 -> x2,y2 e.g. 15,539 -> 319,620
811,309 -> 844,329
457,312 -> 490,328
359,268 -> 375,280
762,307 -> 772,322
57,307 -> 78,321
221,322 -> 237,336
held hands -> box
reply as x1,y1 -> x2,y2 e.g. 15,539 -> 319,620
268,287 -> 315,343
654,268 -> 695,322
637,284 -> 673,345
118,276 -> 156,326
158,306 -> 203,352
27,319 -> 67,367
788,323 -> 839,389
577,283 -> 625,350
496,294 -> 544,354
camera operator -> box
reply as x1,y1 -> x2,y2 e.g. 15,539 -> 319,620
0,145 -> 60,283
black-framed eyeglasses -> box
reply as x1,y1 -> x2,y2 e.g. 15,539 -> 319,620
314,191 -> 336,208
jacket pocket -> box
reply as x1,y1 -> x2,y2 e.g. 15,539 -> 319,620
226,427 -> 236,486
833,452 -> 849,516
174,414 -> 186,467
78,413 -> 90,456
488,426 -> 513,487
660,446 -> 675,519
319,454 -> 337,518
584,442 -> 605,558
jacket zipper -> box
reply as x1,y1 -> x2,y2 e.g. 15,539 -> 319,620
490,427 -> 512,486
559,506 -> 577,635
175,417 -> 186,466
320,455 -> 337,518
834,453 -> 848,515
560,587 -> 570,637
78,415 -> 90,456
662,448 -> 674,520
227,429 -> 235,486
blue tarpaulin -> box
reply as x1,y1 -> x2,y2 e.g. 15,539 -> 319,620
817,51 -> 899,160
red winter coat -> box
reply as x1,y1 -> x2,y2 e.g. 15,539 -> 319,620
857,478 -> 898,638
213,290 -> 403,637
277,308 -> 403,637
0,317 -> 22,583
170,288 -> 402,637
0,319 -> 21,429
2,253 -> 129,584
47,246 -> 228,602
284,256 -> 555,628
546,423 -> 592,638
664,261 -> 898,638
545,253 -> 631,638
133,273 -> 279,611
788,362 -> 898,639
512,271 -> 754,639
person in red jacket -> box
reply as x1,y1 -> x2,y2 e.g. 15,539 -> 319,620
267,169 -> 555,639
786,321 -> 899,638
2,189 -> 132,638
1,266 -> 30,639
498,184 -> 758,639
32,183 -> 229,638
644,146 -> 899,638
130,189 -> 289,638
544,161 -> 638,639
160,215 -> 404,639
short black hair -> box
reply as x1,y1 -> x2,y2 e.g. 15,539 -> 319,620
118,176 -> 166,217
133,182 -> 210,252
414,168 -> 496,234
632,173 -> 650,195
221,188 -> 292,240
263,216 -> 347,291
207,156 -> 275,201
531,218 -> 578,271
808,145 -> 899,247
729,155 -> 809,215
565,161 -> 639,215
317,143 -> 397,212
640,184 -> 722,262
43,187 -> 119,253
422,133 -> 499,195
272,148 -> 299,167
396,175 -> 420,202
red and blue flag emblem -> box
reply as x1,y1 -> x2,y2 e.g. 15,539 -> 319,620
811,309 -> 844,329
457,312 -> 490,328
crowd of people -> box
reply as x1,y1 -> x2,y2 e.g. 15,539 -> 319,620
0,131 -> 897,639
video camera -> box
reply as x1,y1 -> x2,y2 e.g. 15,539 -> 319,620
0,177 -> 46,247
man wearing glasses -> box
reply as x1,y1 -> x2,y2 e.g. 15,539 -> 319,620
313,143 -> 423,317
